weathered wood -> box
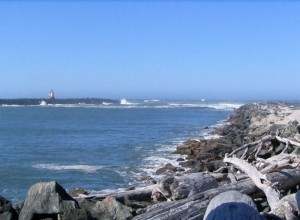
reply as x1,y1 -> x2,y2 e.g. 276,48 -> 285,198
228,135 -> 274,157
77,185 -> 156,204
281,190 -> 300,213
276,136 -> 300,148
260,153 -> 298,174
133,168 -> 300,220
157,173 -> 218,200
223,156 -> 281,212
223,156 -> 300,218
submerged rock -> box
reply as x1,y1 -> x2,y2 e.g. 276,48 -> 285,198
155,163 -> 183,175
19,181 -> 78,220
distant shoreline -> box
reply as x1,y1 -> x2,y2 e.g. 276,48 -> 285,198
0,98 -> 118,106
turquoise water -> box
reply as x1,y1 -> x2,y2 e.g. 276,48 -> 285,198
0,100 -> 239,202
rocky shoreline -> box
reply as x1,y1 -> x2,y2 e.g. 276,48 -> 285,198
2,102 -> 300,220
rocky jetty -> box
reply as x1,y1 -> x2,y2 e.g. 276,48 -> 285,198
2,102 -> 300,219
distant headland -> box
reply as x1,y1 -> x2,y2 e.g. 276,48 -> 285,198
0,89 -> 117,106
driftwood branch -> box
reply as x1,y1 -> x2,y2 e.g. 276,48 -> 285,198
224,156 -> 280,210
224,155 -> 297,218
228,135 -> 274,157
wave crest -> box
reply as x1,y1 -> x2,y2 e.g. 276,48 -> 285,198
120,99 -> 137,105
33,164 -> 102,173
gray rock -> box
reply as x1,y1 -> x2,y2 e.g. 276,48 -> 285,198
90,196 -> 132,220
61,209 -> 93,220
76,196 -> 133,220
188,161 -> 205,173
19,181 -> 78,220
176,158 -> 185,162
68,188 -> 89,197
0,196 -> 18,220
204,190 -> 263,220
179,160 -> 195,168
155,163 -> 180,175
13,200 -> 24,215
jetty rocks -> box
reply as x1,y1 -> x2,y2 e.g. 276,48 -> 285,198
2,102 -> 300,220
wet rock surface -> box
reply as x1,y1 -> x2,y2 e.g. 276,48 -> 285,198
19,181 -> 78,220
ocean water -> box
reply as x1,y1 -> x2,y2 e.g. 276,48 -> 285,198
0,99 -> 242,203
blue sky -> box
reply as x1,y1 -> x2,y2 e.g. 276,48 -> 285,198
0,1 -> 299,100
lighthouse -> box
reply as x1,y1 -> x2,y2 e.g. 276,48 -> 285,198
48,89 -> 55,99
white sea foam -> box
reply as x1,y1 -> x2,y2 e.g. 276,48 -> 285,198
102,102 -> 112,105
144,155 -> 178,168
167,102 -> 243,110
39,100 -> 47,106
1,104 -> 22,107
33,164 -> 102,173
206,103 -> 243,110
120,99 -> 138,105
144,99 -> 160,102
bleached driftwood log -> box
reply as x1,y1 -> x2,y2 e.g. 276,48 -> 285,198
224,155 -> 297,219
75,185 -> 156,204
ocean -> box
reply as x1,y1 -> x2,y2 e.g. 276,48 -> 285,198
0,99 -> 242,203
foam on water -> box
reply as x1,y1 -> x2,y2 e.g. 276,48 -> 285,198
144,99 -> 160,102
206,103 -> 243,110
1,104 -> 22,107
120,99 -> 138,105
32,164 -> 103,173
102,102 -> 112,105
167,102 -> 243,110
1,100 -> 244,110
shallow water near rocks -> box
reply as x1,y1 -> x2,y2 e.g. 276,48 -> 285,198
0,100 -> 240,203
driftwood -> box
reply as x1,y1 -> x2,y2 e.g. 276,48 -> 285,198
132,168 -> 300,220
224,156 -> 289,218
156,173 -> 218,201
76,185 -> 156,205
223,135 -> 300,219
228,135 -> 274,157
228,135 -> 300,160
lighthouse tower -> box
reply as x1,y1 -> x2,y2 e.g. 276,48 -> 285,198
48,89 -> 55,99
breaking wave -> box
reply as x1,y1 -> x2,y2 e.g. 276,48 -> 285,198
120,99 -> 138,105
32,164 -> 103,173
1,100 -> 244,110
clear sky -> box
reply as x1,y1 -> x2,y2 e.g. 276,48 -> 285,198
0,1 -> 299,100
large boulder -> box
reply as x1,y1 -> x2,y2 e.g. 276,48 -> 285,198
204,190 -> 263,220
0,196 -> 18,220
157,173 -> 218,200
78,196 -> 132,220
19,181 -> 78,220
